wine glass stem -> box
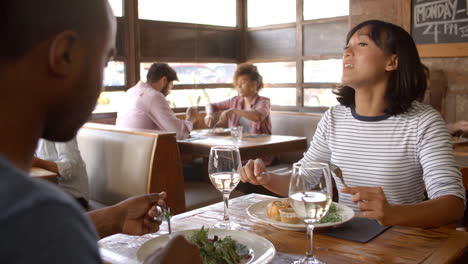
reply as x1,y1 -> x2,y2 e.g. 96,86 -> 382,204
222,192 -> 231,222
306,223 -> 315,258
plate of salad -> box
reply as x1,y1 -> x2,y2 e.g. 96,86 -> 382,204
247,199 -> 355,231
136,227 -> 275,264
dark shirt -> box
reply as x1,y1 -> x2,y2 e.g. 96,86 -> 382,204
0,154 -> 101,263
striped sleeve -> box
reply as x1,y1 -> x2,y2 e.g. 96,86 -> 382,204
300,109 -> 332,165
417,108 -> 466,205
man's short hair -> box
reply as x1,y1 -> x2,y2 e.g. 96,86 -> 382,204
146,63 -> 179,84
0,0 -> 107,61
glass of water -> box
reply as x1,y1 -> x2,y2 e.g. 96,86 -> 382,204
230,126 -> 243,145
208,145 -> 242,229
289,162 -> 333,264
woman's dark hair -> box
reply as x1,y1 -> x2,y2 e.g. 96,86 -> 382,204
233,63 -> 264,92
146,63 -> 179,84
334,20 -> 427,115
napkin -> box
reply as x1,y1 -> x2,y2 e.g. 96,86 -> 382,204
320,217 -> 390,243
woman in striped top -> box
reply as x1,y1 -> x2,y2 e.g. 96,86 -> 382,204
240,20 -> 465,228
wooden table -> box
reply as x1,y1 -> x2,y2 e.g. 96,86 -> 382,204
99,194 -> 468,264
453,142 -> 468,167
178,132 -> 308,160
30,167 -> 58,183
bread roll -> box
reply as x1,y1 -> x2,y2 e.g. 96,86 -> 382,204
279,208 -> 300,224
266,200 -> 291,221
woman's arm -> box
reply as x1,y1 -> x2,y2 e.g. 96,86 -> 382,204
32,157 -> 59,173
342,187 -> 464,227
240,159 -> 291,196
205,98 -> 233,127
232,109 -> 262,121
342,108 -> 466,228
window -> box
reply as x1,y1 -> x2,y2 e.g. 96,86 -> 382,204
259,88 -> 296,106
248,0 -> 296,27
304,0 -> 349,20
254,62 -> 296,84
304,88 -> 338,107
167,88 -> 235,108
108,0 -> 123,17
138,0 -> 236,27
140,63 -> 237,85
103,61 -> 126,86
304,59 -> 342,83
94,91 -> 126,113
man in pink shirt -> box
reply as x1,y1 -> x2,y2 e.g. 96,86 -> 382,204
116,63 -> 198,139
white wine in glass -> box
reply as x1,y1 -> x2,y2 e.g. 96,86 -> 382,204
289,162 -> 333,264
208,145 -> 242,230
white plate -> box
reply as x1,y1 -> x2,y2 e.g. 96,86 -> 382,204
451,136 -> 468,144
136,229 -> 275,264
247,199 -> 355,231
192,128 -> 231,136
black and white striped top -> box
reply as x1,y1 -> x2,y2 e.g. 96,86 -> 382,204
300,101 -> 466,211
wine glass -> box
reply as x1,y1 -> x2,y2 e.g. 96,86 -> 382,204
289,161 -> 333,264
208,145 -> 242,229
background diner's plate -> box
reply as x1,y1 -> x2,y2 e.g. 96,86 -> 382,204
192,128 -> 231,136
247,199 -> 355,231
451,136 -> 468,144
136,229 -> 275,264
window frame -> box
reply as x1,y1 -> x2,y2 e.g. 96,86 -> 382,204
96,0 -> 349,115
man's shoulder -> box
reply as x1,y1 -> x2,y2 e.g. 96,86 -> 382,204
0,156 -> 101,263
0,156 -> 84,221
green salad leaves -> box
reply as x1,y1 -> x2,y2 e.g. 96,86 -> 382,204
188,227 -> 251,264
319,203 -> 342,223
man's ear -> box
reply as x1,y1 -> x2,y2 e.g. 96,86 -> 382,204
160,76 -> 168,86
385,54 -> 398,72
48,31 -> 80,77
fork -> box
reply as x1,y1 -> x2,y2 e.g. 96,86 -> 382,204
334,168 -> 348,188
153,206 -> 172,235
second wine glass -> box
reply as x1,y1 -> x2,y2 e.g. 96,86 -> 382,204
208,145 -> 242,230
289,161 -> 333,264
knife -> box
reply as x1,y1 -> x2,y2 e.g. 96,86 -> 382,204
165,207 -> 172,235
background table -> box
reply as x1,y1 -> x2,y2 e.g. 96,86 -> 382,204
178,133 -> 307,160
99,194 -> 468,264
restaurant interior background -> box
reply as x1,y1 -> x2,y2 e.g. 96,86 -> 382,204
96,0 -> 468,125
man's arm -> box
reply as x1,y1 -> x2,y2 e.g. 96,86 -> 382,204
148,94 -> 193,139
87,193 -> 165,238
32,156 -> 59,173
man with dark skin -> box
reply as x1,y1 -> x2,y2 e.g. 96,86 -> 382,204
0,0 -> 201,263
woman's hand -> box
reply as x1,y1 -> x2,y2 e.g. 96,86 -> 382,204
340,187 -> 396,226
240,159 -> 270,185
218,109 -> 235,124
204,115 -> 214,127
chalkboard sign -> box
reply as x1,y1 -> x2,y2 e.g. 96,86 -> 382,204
412,0 -> 468,44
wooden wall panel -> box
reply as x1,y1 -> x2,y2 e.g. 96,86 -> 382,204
115,19 -> 126,57
139,22 -> 197,59
139,21 -> 238,61
246,27 -> 296,60
303,21 -> 348,56
198,29 -> 239,60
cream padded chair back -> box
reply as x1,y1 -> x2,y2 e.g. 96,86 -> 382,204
271,111 -> 322,163
77,127 -> 156,206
